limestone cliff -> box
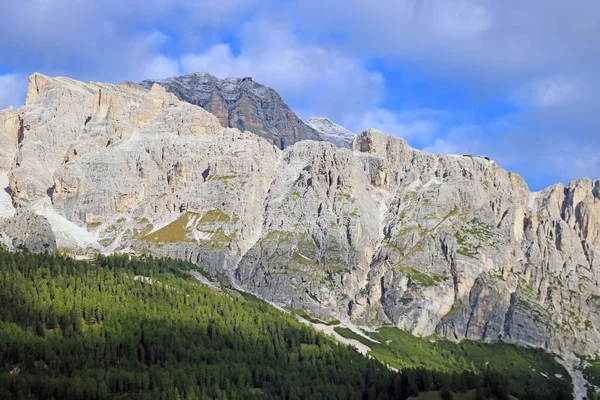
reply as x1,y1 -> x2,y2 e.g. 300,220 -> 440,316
1,73 -> 600,360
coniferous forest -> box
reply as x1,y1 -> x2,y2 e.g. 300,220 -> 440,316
0,250 -> 571,399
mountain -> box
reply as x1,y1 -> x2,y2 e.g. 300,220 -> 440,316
0,250 -> 570,399
306,117 -> 356,148
1,73 -> 600,395
140,72 -> 322,149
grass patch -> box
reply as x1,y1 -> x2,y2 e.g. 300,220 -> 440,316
142,210 -> 232,244
261,230 -> 295,246
455,218 -> 497,258
138,223 -> 154,237
206,174 -> 238,181
443,302 -> 464,318
334,326 -> 568,387
143,213 -> 197,243
86,222 -> 102,230
198,209 -> 230,224
399,267 -> 446,287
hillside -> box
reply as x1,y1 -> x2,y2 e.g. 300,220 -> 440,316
0,249 -> 571,399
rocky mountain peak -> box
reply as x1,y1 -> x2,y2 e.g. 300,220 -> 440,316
305,117 -> 356,149
140,72 -> 322,149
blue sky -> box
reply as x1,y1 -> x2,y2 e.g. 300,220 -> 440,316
1,0 -> 598,191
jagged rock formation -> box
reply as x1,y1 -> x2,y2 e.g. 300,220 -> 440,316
306,117 -> 356,148
140,73 -> 322,149
1,73 -> 600,360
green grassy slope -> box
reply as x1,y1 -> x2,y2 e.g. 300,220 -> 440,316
335,326 -> 570,399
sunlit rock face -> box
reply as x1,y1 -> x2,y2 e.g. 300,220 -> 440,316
2,73 -> 600,357
305,117 -> 356,149
140,72 -> 322,149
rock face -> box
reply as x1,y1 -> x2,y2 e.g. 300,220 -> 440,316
140,73 -> 322,149
0,107 -> 19,171
2,73 -> 600,359
306,117 -> 356,148
0,210 -> 56,253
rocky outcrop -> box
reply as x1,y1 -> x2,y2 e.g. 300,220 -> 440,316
2,73 -> 600,359
237,129 -> 600,356
140,73 -> 322,149
0,210 -> 56,253
306,117 -> 356,148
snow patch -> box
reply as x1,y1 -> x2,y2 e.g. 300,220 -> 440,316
305,117 -> 356,148
186,215 -> 198,228
345,324 -> 380,343
0,232 -> 14,250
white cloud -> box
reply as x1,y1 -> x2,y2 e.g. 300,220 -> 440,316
512,77 -> 581,108
142,56 -> 180,80
423,125 -> 483,155
0,74 -> 27,110
289,0 -> 600,87
0,0 -> 260,82
551,145 -> 600,184
180,19 -> 384,125
351,108 -> 440,145
529,78 -> 580,107
418,0 -> 492,38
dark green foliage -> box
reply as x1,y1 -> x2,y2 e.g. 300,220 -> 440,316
582,356 -> 600,398
440,388 -> 453,400
0,250 -> 572,399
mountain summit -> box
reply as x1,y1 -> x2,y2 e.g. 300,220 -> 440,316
140,72 -> 322,149
305,117 -> 356,148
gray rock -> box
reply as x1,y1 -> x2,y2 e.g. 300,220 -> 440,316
4,73 -> 600,359
0,210 -> 56,253
0,107 -> 19,171
140,72 -> 322,149
306,117 -> 356,148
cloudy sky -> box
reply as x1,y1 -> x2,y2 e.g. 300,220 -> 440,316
1,0 -> 598,190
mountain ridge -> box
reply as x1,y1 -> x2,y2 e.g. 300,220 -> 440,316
140,72 -> 322,149
1,73 -> 600,385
